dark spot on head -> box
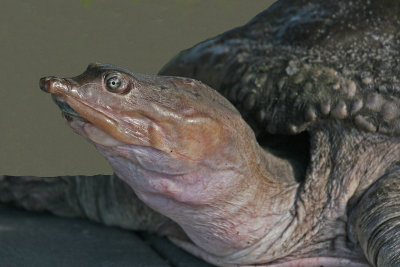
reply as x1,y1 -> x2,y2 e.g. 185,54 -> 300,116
160,86 -> 168,90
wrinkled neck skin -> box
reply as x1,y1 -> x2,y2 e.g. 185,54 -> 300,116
69,112 -> 297,263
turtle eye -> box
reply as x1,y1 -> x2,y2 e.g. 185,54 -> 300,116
105,74 -> 127,93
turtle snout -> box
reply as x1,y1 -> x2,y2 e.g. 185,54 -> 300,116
39,76 -> 55,92
39,76 -> 70,94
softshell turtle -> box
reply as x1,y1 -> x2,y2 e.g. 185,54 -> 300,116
1,0 -> 400,266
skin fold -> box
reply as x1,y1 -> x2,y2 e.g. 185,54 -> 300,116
2,0 -> 400,266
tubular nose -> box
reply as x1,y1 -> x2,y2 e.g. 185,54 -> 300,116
39,76 -> 69,94
39,76 -> 56,92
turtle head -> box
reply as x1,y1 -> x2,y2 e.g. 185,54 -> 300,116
39,63 -> 242,162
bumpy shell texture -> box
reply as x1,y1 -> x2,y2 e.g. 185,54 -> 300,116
159,0 -> 400,137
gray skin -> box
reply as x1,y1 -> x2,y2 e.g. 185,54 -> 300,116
1,0 -> 400,266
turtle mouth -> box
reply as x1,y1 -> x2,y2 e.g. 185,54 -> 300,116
52,95 -> 87,122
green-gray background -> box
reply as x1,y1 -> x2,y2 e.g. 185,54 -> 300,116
1,0 -> 274,176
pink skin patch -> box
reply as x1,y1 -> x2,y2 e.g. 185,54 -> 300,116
68,117 -> 370,267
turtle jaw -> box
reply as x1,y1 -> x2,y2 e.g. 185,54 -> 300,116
40,76 -> 126,146
52,95 -> 87,122
40,76 -> 86,121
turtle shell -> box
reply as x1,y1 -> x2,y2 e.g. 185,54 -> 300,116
159,0 -> 400,137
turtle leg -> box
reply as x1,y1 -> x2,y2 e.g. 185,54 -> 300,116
0,174 -> 169,232
349,168 -> 400,267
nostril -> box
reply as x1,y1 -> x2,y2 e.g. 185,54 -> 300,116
39,76 -> 59,93
39,77 -> 50,92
